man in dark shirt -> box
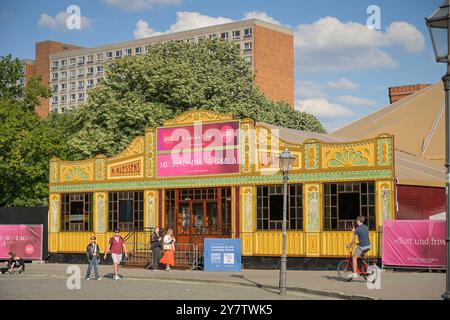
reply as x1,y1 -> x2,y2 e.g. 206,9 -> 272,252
348,216 -> 371,279
149,228 -> 163,271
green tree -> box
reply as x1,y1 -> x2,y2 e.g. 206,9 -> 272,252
67,40 -> 325,159
0,55 -> 57,207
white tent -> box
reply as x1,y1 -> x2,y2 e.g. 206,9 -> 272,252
429,212 -> 446,220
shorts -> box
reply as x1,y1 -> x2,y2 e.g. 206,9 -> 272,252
111,253 -> 122,264
354,245 -> 371,257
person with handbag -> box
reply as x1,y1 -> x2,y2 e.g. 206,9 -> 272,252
159,229 -> 175,271
85,236 -> 102,280
149,228 -> 163,271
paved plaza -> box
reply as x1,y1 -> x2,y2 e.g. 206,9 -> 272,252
0,263 -> 445,300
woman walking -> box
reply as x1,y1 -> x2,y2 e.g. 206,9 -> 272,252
160,229 -> 175,271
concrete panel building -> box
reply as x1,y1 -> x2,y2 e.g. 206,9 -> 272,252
24,19 -> 294,117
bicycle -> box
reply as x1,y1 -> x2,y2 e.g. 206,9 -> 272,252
337,247 -> 375,282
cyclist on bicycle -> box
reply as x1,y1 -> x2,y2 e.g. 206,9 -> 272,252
347,216 -> 371,279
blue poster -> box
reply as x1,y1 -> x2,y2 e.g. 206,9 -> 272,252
203,238 -> 242,272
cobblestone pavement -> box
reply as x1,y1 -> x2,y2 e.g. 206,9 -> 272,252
0,270 -> 335,300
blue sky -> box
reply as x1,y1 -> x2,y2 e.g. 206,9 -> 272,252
0,0 -> 445,131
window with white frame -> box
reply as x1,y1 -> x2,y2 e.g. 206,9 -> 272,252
78,69 -> 84,76
52,61 -> 59,68
61,71 -> 67,79
197,36 -> 206,42
96,66 -> 103,74
144,46 -> 149,52
78,81 -> 84,89
232,30 -> 240,39
69,94 -> 76,102
78,56 -> 84,64
125,48 -> 132,56
52,84 -> 58,92
97,53 -> 103,61
187,38 -> 195,44
78,92 -> 85,101
61,83 -> 67,92
87,55 -> 94,63
70,70 -> 76,78
61,95 -> 66,104
244,42 -> 252,52
244,28 -> 252,38
209,34 -> 217,40
52,72 -> 58,80
220,32 -> 229,39
52,96 -> 58,104
87,79 -> 94,87
115,50 -> 122,58
106,52 -> 113,60
69,58 -> 76,66
70,82 -> 76,90
61,60 -> 67,67
87,67 -> 94,75
135,47 -> 142,55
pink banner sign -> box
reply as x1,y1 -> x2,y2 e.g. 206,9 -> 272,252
382,220 -> 446,268
157,121 -> 240,177
0,225 -> 43,260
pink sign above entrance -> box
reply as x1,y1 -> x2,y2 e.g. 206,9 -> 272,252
157,121 -> 240,177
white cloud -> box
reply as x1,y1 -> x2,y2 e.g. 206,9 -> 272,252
336,95 -> 376,107
295,17 -> 425,72
38,11 -> 92,31
167,12 -> 234,33
295,98 -> 354,118
297,80 -> 327,99
243,11 -> 283,26
327,78 -> 358,90
386,21 -> 425,54
103,0 -> 181,11
134,20 -> 163,39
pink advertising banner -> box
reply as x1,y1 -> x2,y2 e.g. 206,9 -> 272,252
382,220 -> 446,268
0,225 -> 43,260
157,121 -> 240,177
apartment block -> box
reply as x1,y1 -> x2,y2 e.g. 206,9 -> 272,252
26,19 -> 294,116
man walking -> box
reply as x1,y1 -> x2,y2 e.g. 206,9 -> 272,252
150,228 -> 163,271
85,236 -> 102,280
104,229 -> 128,280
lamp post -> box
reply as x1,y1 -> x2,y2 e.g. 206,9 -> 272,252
278,147 -> 295,296
426,0 -> 450,301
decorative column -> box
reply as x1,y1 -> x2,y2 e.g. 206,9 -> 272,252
93,192 -> 107,248
49,193 -> 60,253
240,186 -> 255,256
304,184 -> 322,257
145,190 -> 159,229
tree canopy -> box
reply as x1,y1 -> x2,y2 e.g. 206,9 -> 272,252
0,55 -> 58,207
66,40 -> 325,159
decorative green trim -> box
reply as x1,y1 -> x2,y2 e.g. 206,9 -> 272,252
328,149 -> 369,168
50,169 -> 392,193
305,143 -> 319,170
377,138 -> 392,166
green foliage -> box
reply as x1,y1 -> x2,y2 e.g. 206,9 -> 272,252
0,56 -> 57,207
66,40 -> 325,159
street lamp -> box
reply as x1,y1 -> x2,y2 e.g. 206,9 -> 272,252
426,0 -> 450,301
278,147 -> 295,296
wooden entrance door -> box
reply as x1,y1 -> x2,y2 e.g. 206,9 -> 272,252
165,188 -> 232,245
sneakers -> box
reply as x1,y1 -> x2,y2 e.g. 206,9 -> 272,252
114,275 -> 120,280
165,266 -> 171,271
95,277 -> 102,281
350,273 -> 358,279
153,269 -> 159,272
85,277 -> 91,280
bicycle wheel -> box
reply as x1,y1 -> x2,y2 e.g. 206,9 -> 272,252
337,260 -> 353,282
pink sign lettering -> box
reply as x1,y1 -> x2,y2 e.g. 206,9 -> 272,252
382,220 -> 446,268
0,225 -> 43,260
157,121 -> 240,177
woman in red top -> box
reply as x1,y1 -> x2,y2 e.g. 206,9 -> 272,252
160,229 -> 176,271
104,229 -> 128,280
